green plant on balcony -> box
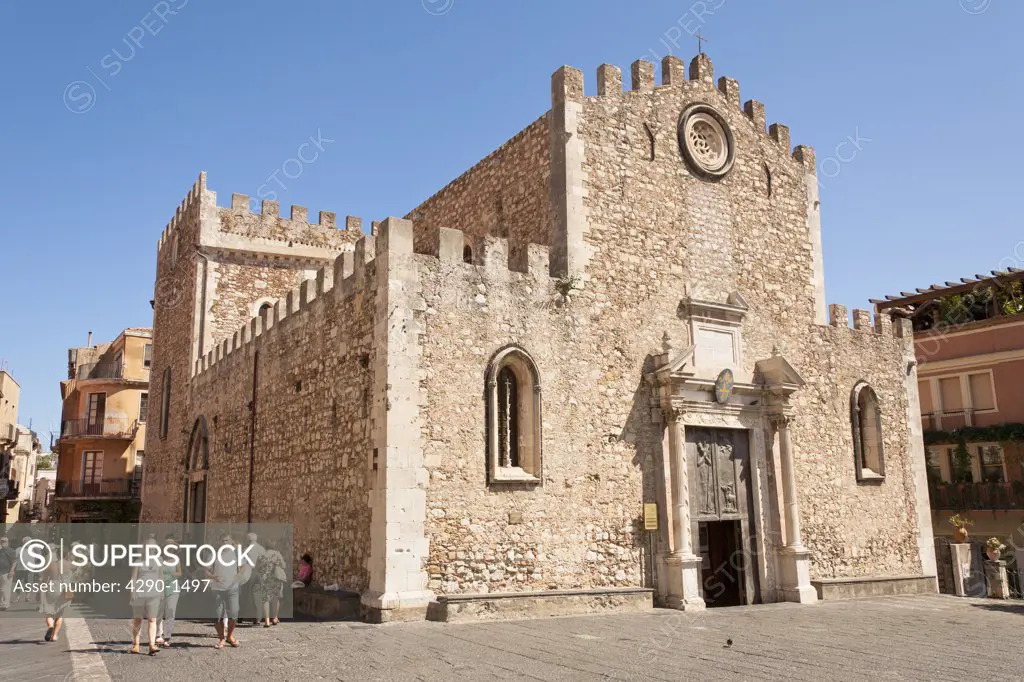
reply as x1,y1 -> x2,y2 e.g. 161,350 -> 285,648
950,440 -> 972,484
996,281 -> 1024,316
925,447 -> 941,485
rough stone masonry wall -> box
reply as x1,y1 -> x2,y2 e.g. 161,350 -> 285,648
186,247 -> 378,590
142,173 -> 206,524
417,233 -> 657,595
796,311 -> 923,578
405,114 -> 553,265
572,56 -> 923,580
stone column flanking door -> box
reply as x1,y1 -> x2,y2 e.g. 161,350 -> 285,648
662,408 -> 706,611
771,414 -> 817,604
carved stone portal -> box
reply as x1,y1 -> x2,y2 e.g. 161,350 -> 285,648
696,438 -> 715,515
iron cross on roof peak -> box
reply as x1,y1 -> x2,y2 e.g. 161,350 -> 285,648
696,30 -> 708,55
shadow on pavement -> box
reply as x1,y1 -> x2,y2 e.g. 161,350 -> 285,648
970,601 -> 1024,615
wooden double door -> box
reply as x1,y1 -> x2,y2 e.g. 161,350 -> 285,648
686,427 -> 760,607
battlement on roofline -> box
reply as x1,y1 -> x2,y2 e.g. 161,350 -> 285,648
555,53 -> 815,172
156,172 -> 366,253
827,302 -> 912,340
192,220 -> 551,379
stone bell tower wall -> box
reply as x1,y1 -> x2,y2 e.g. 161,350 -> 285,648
144,231 -> 381,591
197,191 -> 363,359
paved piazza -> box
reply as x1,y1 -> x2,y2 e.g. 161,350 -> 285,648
1,595 -> 1022,681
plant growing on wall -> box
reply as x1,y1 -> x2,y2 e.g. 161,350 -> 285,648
554,273 -> 581,298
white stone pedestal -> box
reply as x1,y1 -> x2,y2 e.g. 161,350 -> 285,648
663,554 -> 706,611
985,560 -> 1010,599
950,543 -> 972,597
778,546 -> 817,603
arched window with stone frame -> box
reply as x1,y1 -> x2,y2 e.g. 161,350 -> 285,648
851,381 -> 885,482
183,416 -> 209,524
486,346 -> 542,484
252,298 -> 276,322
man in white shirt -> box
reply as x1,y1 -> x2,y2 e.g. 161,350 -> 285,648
206,534 -> 246,649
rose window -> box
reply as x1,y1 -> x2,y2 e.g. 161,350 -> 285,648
678,105 -> 735,178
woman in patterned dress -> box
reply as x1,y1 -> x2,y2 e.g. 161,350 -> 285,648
253,539 -> 287,627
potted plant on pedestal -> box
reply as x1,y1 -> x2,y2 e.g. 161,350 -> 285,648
948,513 -> 974,543
985,537 -> 1006,562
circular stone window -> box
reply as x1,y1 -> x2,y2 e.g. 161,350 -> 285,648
678,104 -> 735,179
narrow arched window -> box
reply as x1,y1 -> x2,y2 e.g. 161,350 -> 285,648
463,244 -> 474,264
487,346 -> 542,484
851,382 -> 885,482
497,367 -> 520,467
159,367 -> 172,439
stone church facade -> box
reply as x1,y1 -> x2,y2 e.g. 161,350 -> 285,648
141,53 -> 936,621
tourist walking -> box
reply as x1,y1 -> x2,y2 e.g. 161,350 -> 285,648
39,544 -> 73,643
0,536 -> 15,611
241,532 -> 265,625
13,536 -> 37,604
253,538 -> 287,627
129,536 -> 162,655
207,533 -> 246,649
156,534 -> 181,648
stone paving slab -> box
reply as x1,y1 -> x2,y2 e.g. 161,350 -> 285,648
0,599 -> 73,681
5,595 -> 1024,681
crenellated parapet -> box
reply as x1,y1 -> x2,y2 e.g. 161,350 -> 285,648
826,303 -> 912,341
157,171 -> 206,253
435,227 -> 550,279
553,53 -> 815,173
192,220 -> 553,380
156,173 -> 365,259
218,192 -> 362,250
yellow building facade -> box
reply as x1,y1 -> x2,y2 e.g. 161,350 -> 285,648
53,328 -> 151,522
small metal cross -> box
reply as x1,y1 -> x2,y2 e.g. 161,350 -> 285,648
696,30 -> 708,55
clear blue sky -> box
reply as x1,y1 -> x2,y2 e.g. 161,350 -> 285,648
0,0 -> 1020,440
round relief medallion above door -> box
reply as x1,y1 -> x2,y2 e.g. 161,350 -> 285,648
678,103 -> 736,179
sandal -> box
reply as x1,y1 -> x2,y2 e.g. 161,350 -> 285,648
263,622 -> 271,628
148,646 -> 160,656
44,627 -> 54,642
227,637 -> 239,648
131,643 -> 140,654
271,618 -> 279,626
214,640 -> 225,650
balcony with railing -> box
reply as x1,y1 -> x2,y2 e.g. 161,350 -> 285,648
54,478 -> 141,499
922,410 -> 973,431
930,481 -> 1024,511
75,361 -> 124,380
59,417 -> 138,441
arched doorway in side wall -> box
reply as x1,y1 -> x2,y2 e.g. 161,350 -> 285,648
183,416 -> 209,525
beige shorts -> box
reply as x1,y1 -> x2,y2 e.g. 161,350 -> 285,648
132,597 -> 160,619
